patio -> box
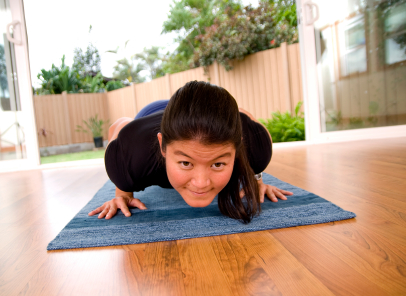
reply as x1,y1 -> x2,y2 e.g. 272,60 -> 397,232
1,136 -> 405,295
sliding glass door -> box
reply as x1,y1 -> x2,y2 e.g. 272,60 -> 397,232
297,0 -> 406,141
0,0 -> 39,170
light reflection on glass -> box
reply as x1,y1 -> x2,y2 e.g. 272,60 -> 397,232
314,0 -> 406,132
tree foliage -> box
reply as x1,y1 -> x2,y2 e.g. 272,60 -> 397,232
80,72 -> 105,93
72,43 -> 101,77
105,80 -> 125,91
133,46 -> 166,80
161,0 -> 297,72
161,51 -> 191,74
194,0 -> 298,70
112,58 -> 145,84
37,55 -> 82,94
161,0 -> 243,73
36,56 -> 112,94
0,44 -> 8,98
377,0 -> 406,54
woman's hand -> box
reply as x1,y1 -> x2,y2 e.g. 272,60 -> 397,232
240,179 -> 293,202
88,196 -> 147,219
258,179 -> 293,203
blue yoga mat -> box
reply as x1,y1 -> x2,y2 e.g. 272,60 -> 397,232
47,173 -> 356,250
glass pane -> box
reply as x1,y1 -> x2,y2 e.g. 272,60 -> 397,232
314,0 -> 406,132
0,0 -> 26,160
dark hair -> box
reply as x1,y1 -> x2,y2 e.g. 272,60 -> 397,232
160,81 -> 261,223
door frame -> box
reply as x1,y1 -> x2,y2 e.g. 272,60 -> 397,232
0,0 -> 40,172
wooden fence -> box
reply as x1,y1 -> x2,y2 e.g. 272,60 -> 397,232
34,93 -> 109,148
209,42 -> 303,120
34,43 -> 303,147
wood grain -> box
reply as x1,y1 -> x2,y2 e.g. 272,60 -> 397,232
239,231 -> 334,296
0,137 -> 405,295
210,234 -> 282,296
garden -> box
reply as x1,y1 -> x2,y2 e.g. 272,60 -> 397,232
33,0 -> 301,164
34,0 -> 298,95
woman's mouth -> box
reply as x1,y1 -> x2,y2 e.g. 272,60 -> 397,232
189,189 -> 210,196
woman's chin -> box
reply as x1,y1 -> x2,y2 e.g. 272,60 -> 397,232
181,191 -> 217,207
184,199 -> 213,207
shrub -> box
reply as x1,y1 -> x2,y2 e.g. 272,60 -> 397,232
259,101 -> 305,143
80,72 -> 105,93
106,80 -> 125,91
75,114 -> 109,138
37,55 -> 82,94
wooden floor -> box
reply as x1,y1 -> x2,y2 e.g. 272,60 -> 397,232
1,137 -> 406,296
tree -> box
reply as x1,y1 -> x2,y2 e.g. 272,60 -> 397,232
112,58 -> 145,84
133,46 -> 166,80
193,0 -> 298,70
72,25 -> 102,77
0,44 -> 8,98
37,55 -> 82,94
376,0 -> 406,55
72,43 -> 101,77
161,51 -> 191,74
161,0 -> 243,73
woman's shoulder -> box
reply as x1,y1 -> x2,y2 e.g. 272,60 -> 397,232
119,110 -> 164,139
239,111 -> 273,173
105,111 -> 165,192
239,112 -> 268,137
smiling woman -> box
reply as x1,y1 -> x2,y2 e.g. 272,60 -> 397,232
89,81 -> 292,223
159,139 -> 236,208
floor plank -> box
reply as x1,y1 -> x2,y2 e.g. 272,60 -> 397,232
177,237 -> 234,296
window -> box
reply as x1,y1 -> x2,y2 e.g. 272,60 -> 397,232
337,14 -> 367,76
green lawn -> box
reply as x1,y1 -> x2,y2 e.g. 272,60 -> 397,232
41,149 -> 105,164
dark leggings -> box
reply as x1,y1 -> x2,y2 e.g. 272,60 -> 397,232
134,100 -> 169,119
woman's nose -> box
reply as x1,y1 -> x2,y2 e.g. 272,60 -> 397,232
190,171 -> 210,189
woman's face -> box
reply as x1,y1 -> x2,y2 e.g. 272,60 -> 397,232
158,134 -> 236,207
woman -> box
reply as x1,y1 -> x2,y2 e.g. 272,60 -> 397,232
89,81 -> 292,223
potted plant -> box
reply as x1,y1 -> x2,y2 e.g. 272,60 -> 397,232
76,114 -> 109,148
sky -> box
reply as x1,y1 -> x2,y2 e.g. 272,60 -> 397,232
24,0 -> 258,88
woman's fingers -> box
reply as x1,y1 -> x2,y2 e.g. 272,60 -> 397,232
88,197 -> 147,220
265,187 -> 277,202
98,206 -> 110,219
115,197 -> 132,217
88,206 -> 104,216
259,186 -> 266,203
279,189 -> 294,196
105,204 -> 118,219
263,185 -> 292,202
274,189 -> 288,200
128,198 -> 147,210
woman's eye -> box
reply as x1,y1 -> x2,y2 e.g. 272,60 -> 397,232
180,161 -> 191,167
212,163 -> 225,168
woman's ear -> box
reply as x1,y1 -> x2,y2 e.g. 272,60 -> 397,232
157,133 -> 165,157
